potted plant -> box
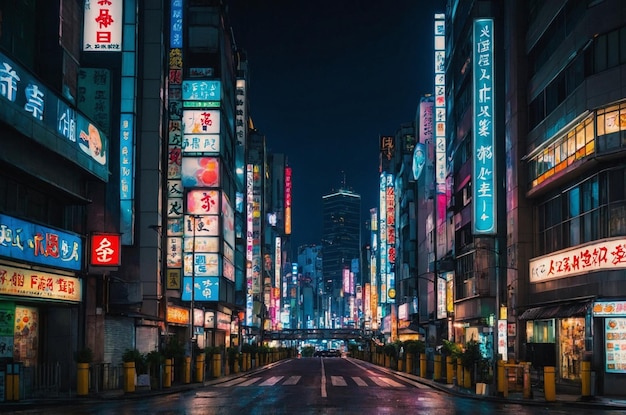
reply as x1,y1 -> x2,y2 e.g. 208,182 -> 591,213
145,350 -> 164,389
122,348 -> 145,392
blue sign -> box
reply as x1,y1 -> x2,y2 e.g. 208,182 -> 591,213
182,80 -> 221,101
472,19 -> 496,235
0,214 -> 82,271
170,0 -> 183,48
181,276 -> 219,302
0,52 -> 109,181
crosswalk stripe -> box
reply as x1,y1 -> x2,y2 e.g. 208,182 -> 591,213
217,377 -> 251,387
330,376 -> 347,386
237,377 -> 262,386
283,375 -> 301,385
370,376 -> 391,387
352,376 -> 368,386
259,376 -> 284,386
377,376 -> 406,387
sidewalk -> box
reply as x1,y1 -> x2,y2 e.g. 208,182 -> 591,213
3,358 -> 626,412
366,358 -> 626,411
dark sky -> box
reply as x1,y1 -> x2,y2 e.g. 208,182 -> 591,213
228,0 -> 446,249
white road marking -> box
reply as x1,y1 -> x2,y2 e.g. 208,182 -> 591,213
321,359 -> 327,397
352,376 -> 368,386
237,377 -> 262,386
377,376 -> 406,387
259,376 -> 283,386
370,376 -> 391,387
216,377 -> 251,387
331,376 -> 347,386
283,375 -> 301,385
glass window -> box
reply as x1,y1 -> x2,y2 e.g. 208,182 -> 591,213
568,187 -> 580,218
527,319 -> 555,343
608,30 -> 620,68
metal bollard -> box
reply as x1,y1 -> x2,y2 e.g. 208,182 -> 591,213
420,353 -> 427,378
497,360 -> 505,396
581,361 -> 591,398
434,354 -> 442,381
446,356 -> 454,384
544,366 -> 556,402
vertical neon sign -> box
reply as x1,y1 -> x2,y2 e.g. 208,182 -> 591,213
472,18 -> 496,235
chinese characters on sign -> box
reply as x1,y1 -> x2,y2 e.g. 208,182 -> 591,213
472,19 -> 496,235
530,238 -> 626,282
0,214 -> 81,271
434,15 -> 446,195
90,234 -> 121,266
83,0 -> 123,51
0,265 -> 81,302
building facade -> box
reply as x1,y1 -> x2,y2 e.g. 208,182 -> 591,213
322,187 -> 361,328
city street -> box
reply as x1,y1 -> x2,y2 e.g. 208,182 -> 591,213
5,357 -> 626,415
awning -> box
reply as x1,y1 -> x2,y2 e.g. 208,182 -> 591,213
518,300 -> 592,320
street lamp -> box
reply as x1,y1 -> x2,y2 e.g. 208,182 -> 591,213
186,214 -> 201,358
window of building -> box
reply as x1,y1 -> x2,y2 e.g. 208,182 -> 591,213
536,167 -> 626,255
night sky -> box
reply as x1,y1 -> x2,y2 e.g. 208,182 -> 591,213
228,0 -> 446,250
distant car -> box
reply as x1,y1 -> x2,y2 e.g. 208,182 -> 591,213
328,349 -> 342,357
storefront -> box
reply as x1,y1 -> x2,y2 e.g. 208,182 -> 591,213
0,213 -> 83,395
592,299 -> 626,395
520,300 -> 591,382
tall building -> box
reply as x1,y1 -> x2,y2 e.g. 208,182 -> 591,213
437,0 -> 626,396
322,185 -> 361,328
297,245 -> 324,328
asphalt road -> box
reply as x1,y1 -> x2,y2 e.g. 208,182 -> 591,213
5,357 -> 626,415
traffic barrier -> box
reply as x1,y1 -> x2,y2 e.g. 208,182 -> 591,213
544,366 -> 556,401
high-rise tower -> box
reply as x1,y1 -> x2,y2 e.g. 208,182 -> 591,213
322,182 -> 361,328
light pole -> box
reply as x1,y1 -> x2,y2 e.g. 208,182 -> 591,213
187,214 -> 200,358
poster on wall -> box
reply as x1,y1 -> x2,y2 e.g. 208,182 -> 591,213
606,317 -> 626,373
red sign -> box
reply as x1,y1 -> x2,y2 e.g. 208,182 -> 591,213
90,234 -> 121,266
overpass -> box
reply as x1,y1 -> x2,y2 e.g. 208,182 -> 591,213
262,328 -> 369,341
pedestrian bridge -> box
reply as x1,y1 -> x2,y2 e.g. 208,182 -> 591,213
263,328 -> 367,341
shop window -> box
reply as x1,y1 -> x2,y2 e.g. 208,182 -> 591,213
526,319 -> 555,343
559,317 -> 585,380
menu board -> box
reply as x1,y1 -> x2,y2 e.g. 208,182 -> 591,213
606,318 -> 626,373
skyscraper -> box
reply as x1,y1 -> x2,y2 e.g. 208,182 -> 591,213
322,186 -> 361,327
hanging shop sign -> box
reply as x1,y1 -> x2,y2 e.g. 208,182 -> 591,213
0,264 -> 81,302
90,233 -> 121,266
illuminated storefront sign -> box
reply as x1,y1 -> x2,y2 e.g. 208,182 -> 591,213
83,0 -> 123,51
181,157 -> 220,187
119,113 -> 135,244
182,110 -> 220,135
187,190 -> 220,215
0,52 -> 109,180
0,264 -> 81,302
0,214 -> 82,271
181,276 -> 219,302
90,233 -> 121,266
530,238 -> 626,282
472,18 -> 496,235
167,305 -> 189,325
386,173 -> 395,303
285,167 -> 292,235
182,80 -> 221,101
379,174 -> 387,303
434,15 -> 446,196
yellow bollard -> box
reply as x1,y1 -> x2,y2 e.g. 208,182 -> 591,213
497,360 -> 505,396
544,366 -> 556,402
463,366 -> 471,388
164,358 -> 172,387
77,362 -> 90,396
398,358 -> 404,372
434,354 -> 442,381
183,356 -> 191,384
457,358 -> 463,387
446,356 -> 454,384
212,353 -> 221,378
123,362 -> 136,393
581,361 -> 591,397
195,353 -> 205,383
405,353 -> 413,374
420,353 -> 427,378
523,362 -> 532,399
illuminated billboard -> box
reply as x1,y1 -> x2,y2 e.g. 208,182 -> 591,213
83,0 -> 123,51
472,18 -> 496,235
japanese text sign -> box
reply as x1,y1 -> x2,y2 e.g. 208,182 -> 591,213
0,264 -> 81,302
83,0 -> 123,51
0,214 -> 82,271
472,18 -> 497,235
90,234 -> 121,266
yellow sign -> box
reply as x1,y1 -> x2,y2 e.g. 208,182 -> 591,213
0,264 -> 81,302
388,288 -> 396,299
